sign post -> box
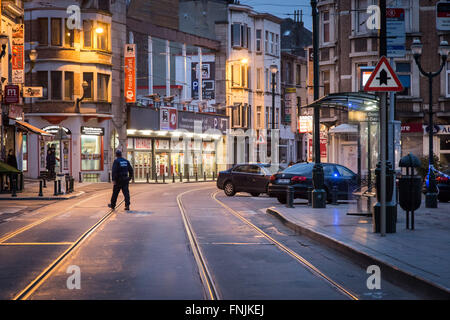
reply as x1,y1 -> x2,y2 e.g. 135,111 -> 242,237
364,56 -> 403,236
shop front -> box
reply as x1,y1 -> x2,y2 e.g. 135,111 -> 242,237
423,124 -> 450,170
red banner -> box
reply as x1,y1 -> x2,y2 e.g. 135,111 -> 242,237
124,44 -> 136,103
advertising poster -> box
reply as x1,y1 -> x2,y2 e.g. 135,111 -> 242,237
124,44 -> 136,103
12,24 -> 24,84
191,62 -> 215,100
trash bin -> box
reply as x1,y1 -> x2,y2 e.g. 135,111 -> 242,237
398,154 -> 422,230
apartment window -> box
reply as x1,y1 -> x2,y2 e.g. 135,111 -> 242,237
241,24 -> 248,49
322,70 -> 330,96
51,18 -> 62,46
286,62 -> 292,84
51,71 -> 62,100
322,11 -> 330,43
98,0 -> 110,11
64,20 -> 74,47
83,72 -> 94,99
265,68 -> 269,91
97,73 -> 110,101
270,32 -> 274,54
396,62 -> 411,96
97,22 -> 109,50
257,106 -> 262,128
247,26 -> 251,51
256,68 -> 262,90
83,20 -> 93,48
64,71 -> 74,100
356,0 -> 375,34
37,71 -> 48,99
256,29 -> 262,52
231,64 -> 240,87
265,31 -> 269,52
296,64 -> 301,86
232,104 -> 241,127
266,106 -> 270,128
247,66 -> 251,89
38,18 -> 48,45
232,23 -> 241,47
241,65 -> 247,88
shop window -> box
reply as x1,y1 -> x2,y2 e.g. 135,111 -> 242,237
51,71 -> 62,100
64,71 -> 74,100
83,72 -> 94,99
38,18 -> 48,45
81,135 -> 102,171
37,71 -> 48,99
83,20 -> 93,48
51,18 -> 62,46
96,22 -> 109,51
97,73 -> 110,101
22,134 -> 28,172
64,20 -> 74,47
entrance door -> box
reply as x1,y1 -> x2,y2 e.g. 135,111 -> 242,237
134,151 -> 151,181
155,153 -> 169,177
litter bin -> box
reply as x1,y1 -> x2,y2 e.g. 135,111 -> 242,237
398,154 -> 422,230
373,161 -> 397,233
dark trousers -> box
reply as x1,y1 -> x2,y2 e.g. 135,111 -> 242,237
110,181 -> 130,207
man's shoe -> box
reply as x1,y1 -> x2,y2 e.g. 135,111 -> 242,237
108,204 -> 115,209
124,206 -> 130,211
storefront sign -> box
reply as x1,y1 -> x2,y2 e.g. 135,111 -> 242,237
8,105 -> 23,120
124,44 -> 136,103
401,122 -> 422,133
160,107 -> 178,131
81,126 -> 104,136
134,138 -> 152,150
155,139 -> 170,150
191,62 -> 215,100
4,85 -> 20,104
42,126 -> 71,135
23,87 -> 43,98
178,112 -> 228,134
11,24 -> 24,84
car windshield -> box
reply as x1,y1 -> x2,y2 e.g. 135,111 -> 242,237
282,163 -> 314,176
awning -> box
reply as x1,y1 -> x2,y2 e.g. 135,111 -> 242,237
329,124 -> 358,134
15,120 -> 53,136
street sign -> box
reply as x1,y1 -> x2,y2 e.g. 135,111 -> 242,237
437,1 -> 450,31
364,56 -> 403,92
387,8 -> 406,57
23,87 -> 43,98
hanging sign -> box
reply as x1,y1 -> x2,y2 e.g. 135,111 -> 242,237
124,44 -> 136,103
12,24 -> 24,84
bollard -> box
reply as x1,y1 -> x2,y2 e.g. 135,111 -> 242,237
58,180 -> 62,195
65,178 -> 68,194
187,174 -> 190,183
54,180 -> 58,196
71,178 -> 75,192
204,172 -> 206,181
213,172 -> 216,181
11,176 -> 17,197
331,185 -> 338,205
39,180 -> 44,197
180,172 -> 183,182
172,174 -> 175,183
79,172 -> 82,183
163,174 -> 165,184
146,172 -> 149,183
195,172 -> 198,182
155,175 -> 158,183
108,171 -> 111,183
286,186 -> 294,208
307,187 -> 312,206
43,178 -> 47,188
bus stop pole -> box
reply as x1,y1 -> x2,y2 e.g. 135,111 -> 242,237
380,92 -> 387,237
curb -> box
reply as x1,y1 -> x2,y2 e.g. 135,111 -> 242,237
267,207 -> 450,299
0,191 -> 85,201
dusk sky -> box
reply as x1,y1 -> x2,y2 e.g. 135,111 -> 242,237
241,0 -> 313,30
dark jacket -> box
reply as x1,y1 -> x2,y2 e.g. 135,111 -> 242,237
112,157 -> 133,183
46,152 -> 56,168
7,154 -> 17,169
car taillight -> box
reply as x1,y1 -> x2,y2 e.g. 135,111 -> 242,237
270,174 -> 276,182
291,176 -> 307,183
437,176 -> 449,183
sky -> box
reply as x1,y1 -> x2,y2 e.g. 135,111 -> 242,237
240,0 -> 313,29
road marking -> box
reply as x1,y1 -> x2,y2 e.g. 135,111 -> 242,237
0,242 -> 73,246
238,210 -> 258,215
0,206 -> 27,215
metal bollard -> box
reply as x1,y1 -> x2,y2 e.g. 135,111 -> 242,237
331,185 -> 338,205
43,178 -> 47,188
108,171 -> 111,183
39,180 -> 44,197
58,180 -> 62,195
213,172 -> 216,181
286,186 -> 294,208
307,187 -> 312,206
65,178 -> 68,194
155,175 -> 158,183
180,172 -> 183,182
146,172 -> 149,184
11,176 -> 17,197
54,180 -> 58,196
172,174 -> 176,183
79,172 -> 82,183
195,172 -> 198,182
163,174 -> 165,183
187,174 -> 190,182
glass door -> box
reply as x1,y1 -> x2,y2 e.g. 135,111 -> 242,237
134,151 -> 152,181
155,153 -> 169,177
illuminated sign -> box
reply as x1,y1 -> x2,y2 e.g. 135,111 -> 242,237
298,116 -> 313,133
81,126 -> 104,136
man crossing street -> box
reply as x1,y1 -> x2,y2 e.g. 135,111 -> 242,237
109,150 -> 134,211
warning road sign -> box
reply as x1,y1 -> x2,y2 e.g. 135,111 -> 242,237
364,56 -> 403,92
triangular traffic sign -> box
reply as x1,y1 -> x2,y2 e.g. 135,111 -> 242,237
256,131 -> 266,144
364,56 -> 404,92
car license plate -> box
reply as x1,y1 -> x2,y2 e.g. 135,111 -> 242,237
277,179 -> 291,184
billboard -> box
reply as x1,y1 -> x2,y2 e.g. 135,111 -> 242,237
191,62 -> 215,100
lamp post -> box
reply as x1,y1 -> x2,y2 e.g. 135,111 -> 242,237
76,81 -> 89,113
270,64 -> 278,130
411,38 -> 450,208
311,0 -> 326,208
0,32 -> 8,161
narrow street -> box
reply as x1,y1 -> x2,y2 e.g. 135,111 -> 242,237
0,183 -> 426,300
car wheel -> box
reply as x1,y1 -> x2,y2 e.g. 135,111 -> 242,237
224,181 -> 236,196
250,193 -> 260,197
438,196 -> 449,203
277,195 -> 287,204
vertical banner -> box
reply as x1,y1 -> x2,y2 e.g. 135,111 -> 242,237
12,24 -> 24,84
124,44 -> 136,103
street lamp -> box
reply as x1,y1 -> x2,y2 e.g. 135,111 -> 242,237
311,0 -> 326,208
27,49 -> 38,75
411,38 -> 449,208
76,81 -> 89,113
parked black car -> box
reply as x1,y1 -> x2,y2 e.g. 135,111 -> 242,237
437,169 -> 450,202
217,163 -> 281,197
267,162 -> 360,204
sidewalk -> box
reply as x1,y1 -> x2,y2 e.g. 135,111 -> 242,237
267,199 -> 450,298
0,179 -> 90,200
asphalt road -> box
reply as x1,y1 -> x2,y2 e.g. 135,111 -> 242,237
0,182 -> 425,300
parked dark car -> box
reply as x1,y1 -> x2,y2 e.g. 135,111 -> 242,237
267,162 -> 360,204
217,163 -> 281,197
437,169 -> 450,202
